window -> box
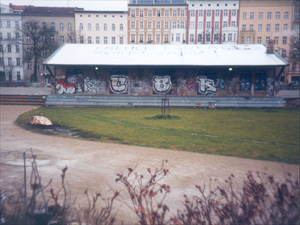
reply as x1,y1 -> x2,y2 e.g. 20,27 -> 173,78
283,36 -> 287,44
68,23 -> 72,31
241,36 -> 244,44
16,44 -> 19,53
80,36 -> 84,43
228,33 -> 232,41
104,37 -> 108,44
148,21 -> 152,29
0,32 -> 2,40
172,9 -> 177,17
42,22 -> 47,30
232,10 -> 236,16
26,36 -> 30,43
7,45 -> 11,53
266,24 -> 271,32
266,36 -> 270,43
231,21 -> 236,26
88,36 -> 92,44
176,33 -> 180,42
120,24 -> 123,31
130,22 -> 135,29
104,23 -> 107,30
140,9 -> 144,17
247,36 -> 251,44
250,24 -> 253,31
68,36 -> 72,43
267,12 -> 271,19
276,12 -> 280,19
60,36 -> 64,44
112,37 -> 116,44
275,24 -> 279,31
156,21 -> 161,29
155,34 -> 160,43
257,37 -> 262,44
283,24 -> 288,31
0,45 -> 3,53
206,33 -> 211,42
295,24 -> 299,32
190,21 -> 195,29
180,21 -> 184,28
198,21 -> 203,29
190,34 -> 194,42
215,21 -> 219,29
15,33 -> 19,40
42,50 -> 46,57
258,24 -> 262,32
292,63 -> 297,72
165,21 -> 169,29
139,21 -> 144,29
119,37 -> 123,44
148,10 -> 152,17
293,49 -> 298,58
60,23 -> 64,31
50,35 -> 55,43
190,10 -> 195,17
223,21 -> 228,27
164,34 -> 168,43
16,58 -> 20,66
139,34 -> 143,43
216,10 -> 220,17
199,10 -> 203,17
250,12 -> 254,19
243,12 -> 247,19
157,9 -> 161,17
254,71 -> 266,91
51,22 -> 55,30
79,23 -> 83,30
130,34 -> 135,43
17,72 -> 21,80
207,10 -> 211,17
147,34 -> 152,42
131,9 -> 136,17
96,36 -> 100,44
259,12 -> 263,19
15,21 -> 19,28
242,24 -> 246,31
274,36 -> 279,44
206,21 -> 211,29
197,34 -> 202,43
240,71 -> 251,91
284,12 -> 288,19
88,23 -> 91,31
7,21 -> 11,28
224,10 -> 228,17
180,9 -> 185,17
7,33 -> 11,40
28,63 -> 32,70
281,49 -> 286,58
112,24 -> 115,31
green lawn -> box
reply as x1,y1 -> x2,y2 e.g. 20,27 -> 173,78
16,107 -> 299,164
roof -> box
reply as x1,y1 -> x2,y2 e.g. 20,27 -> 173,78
23,6 -> 80,16
44,44 -> 288,67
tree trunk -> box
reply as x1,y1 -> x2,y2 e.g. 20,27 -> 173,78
33,54 -> 38,82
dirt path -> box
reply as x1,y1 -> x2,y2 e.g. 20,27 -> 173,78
1,105 -> 299,224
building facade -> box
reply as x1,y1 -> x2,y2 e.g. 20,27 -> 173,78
187,0 -> 239,44
239,0 -> 298,85
0,4 -> 24,82
128,0 -> 188,44
75,10 -> 128,45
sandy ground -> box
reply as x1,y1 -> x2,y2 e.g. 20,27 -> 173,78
0,105 -> 299,224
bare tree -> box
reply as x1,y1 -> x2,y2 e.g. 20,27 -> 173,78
21,20 -> 58,82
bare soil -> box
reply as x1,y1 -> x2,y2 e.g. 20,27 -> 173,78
0,105 -> 299,224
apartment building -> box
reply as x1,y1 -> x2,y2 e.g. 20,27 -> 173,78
0,4 -> 24,82
128,0 -> 188,44
239,0 -> 298,84
187,0 -> 239,44
75,9 -> 128,45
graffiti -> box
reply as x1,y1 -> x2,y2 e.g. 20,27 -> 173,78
96,80 -> 107,94
153,75 -> 172,94
143,81 -> 151,92
67,74 -> 84,93
186,79 -> 197,90
240,79 -> 251,91
197,76 -> 217,95
110,75 -> 128,94
56,79 -> 76,94
216,79 -> 225,89
267,78 -> 274,96
84,76 -> 96,94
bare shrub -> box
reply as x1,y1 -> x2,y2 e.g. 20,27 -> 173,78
115,160 -> 170,225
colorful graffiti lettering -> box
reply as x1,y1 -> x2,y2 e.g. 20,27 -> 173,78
84,76 -> 96,94
56,79 -> 76,94
67,74 -> 84,93
110,75 -> 128,94
153,75 -> 172,94
216,79 -> 225,89
197,76 -> 217,95
186,79 -> 197,90
267,78 -> 274,96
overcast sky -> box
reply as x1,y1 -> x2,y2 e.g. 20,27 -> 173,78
1,0 -> 128,11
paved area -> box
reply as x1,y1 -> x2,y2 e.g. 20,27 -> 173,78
0,105 -> 299,224
0,87 -> 52,95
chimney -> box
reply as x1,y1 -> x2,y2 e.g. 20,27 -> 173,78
266,39 -> 275,54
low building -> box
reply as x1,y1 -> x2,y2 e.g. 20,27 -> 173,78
44,43 -> 288,97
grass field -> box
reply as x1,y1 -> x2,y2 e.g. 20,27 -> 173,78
16,107 -> 299,164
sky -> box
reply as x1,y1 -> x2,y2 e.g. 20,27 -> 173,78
1,0 -> 128,11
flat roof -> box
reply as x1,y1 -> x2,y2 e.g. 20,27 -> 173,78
44,44 -> 288,67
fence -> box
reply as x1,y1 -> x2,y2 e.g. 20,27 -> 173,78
0,149 -> 47,222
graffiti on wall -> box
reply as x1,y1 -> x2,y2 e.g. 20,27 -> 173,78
110,75 -> 128,94
267,78 -> 274,96
153,75 -> 172,94
240,79 -> 251,91
67,74 -> 84,93
56,79 -> 76,94
196,77 -> 224,95
84,76 -> 96,94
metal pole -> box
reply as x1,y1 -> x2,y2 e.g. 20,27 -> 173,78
30,148 -> 48,213
23,152 -> 27,223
